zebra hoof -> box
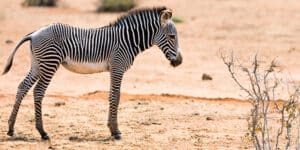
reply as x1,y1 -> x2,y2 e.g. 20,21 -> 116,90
41,134 -> 50,141
7,130 -> 14,136
112,134 -> 122,140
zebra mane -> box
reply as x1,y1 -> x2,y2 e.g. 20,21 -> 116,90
109,6 -> 167,27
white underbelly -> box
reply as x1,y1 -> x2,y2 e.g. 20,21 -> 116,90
62,59 -> 109,74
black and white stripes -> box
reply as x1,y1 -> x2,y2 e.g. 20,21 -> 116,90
3,6 -> 182,140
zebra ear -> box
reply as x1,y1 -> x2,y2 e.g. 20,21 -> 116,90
160,9 -> 173,26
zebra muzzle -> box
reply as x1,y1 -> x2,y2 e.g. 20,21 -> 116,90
170,52 -> 182,67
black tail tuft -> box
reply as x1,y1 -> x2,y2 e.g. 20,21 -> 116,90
2,57 -> 13,75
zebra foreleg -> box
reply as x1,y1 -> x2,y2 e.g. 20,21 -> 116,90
8,69 -> 38,136
107,70 -> 123,140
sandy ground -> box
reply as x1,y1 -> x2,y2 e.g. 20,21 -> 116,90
1,0 -> 300,149
0,92 -> 253,149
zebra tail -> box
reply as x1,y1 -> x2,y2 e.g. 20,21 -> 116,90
2,35 -> 32,75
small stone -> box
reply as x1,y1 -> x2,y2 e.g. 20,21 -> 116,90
206,116 -> 213,121
141,122 -> 151,126
202,73 -> 213,80
192,112 -> 199,116
152,122 -> 161,125
5,39 -> 13,44
137,101 -> 148,105
54,102 -> 65,107
48,146 -> 55,150
69,136 -> 79,141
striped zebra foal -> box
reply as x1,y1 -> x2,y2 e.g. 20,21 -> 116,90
2,6 -> 182,140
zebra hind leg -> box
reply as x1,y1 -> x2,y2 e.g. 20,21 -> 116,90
7,68 -> 38,136
33,61 -> 59,140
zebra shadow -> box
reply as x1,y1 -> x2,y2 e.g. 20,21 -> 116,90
0,134 -> 40,142
0,133 -> 112,143
68,135 -> 112,142
0,135 -> 53,149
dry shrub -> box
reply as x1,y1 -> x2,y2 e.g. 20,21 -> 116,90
98,0 -> 136,12
222,52 -> 300,149
23,0 -> 57,7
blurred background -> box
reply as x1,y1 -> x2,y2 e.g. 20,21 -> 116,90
1,0 -> 300,98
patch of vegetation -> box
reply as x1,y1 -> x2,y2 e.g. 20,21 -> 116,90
23,0 -> 57,7
98,0 -> 136,12
222,52 -> 300,149
172,17 -> 184,23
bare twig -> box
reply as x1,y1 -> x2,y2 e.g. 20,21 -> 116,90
222,52 -> 300,150
221,52 -> 253,97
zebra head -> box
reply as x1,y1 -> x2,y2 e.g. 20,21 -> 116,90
154,9 -> 182,67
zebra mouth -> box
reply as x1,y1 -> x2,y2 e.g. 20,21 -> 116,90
170,53 -> 182,67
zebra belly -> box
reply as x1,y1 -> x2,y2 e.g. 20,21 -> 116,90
62,59 -> 109,74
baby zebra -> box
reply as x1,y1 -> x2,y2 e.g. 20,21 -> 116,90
2,6 -> 182,140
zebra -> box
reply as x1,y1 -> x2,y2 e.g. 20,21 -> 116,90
2,6 -> 182,140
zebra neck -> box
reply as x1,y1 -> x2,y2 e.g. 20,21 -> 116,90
123,26 -> 156,54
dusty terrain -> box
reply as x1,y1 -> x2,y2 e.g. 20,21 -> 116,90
0,92 -> 252,149
1,0 -> 300,149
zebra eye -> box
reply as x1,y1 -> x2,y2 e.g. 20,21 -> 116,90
168,34 -> 176,40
